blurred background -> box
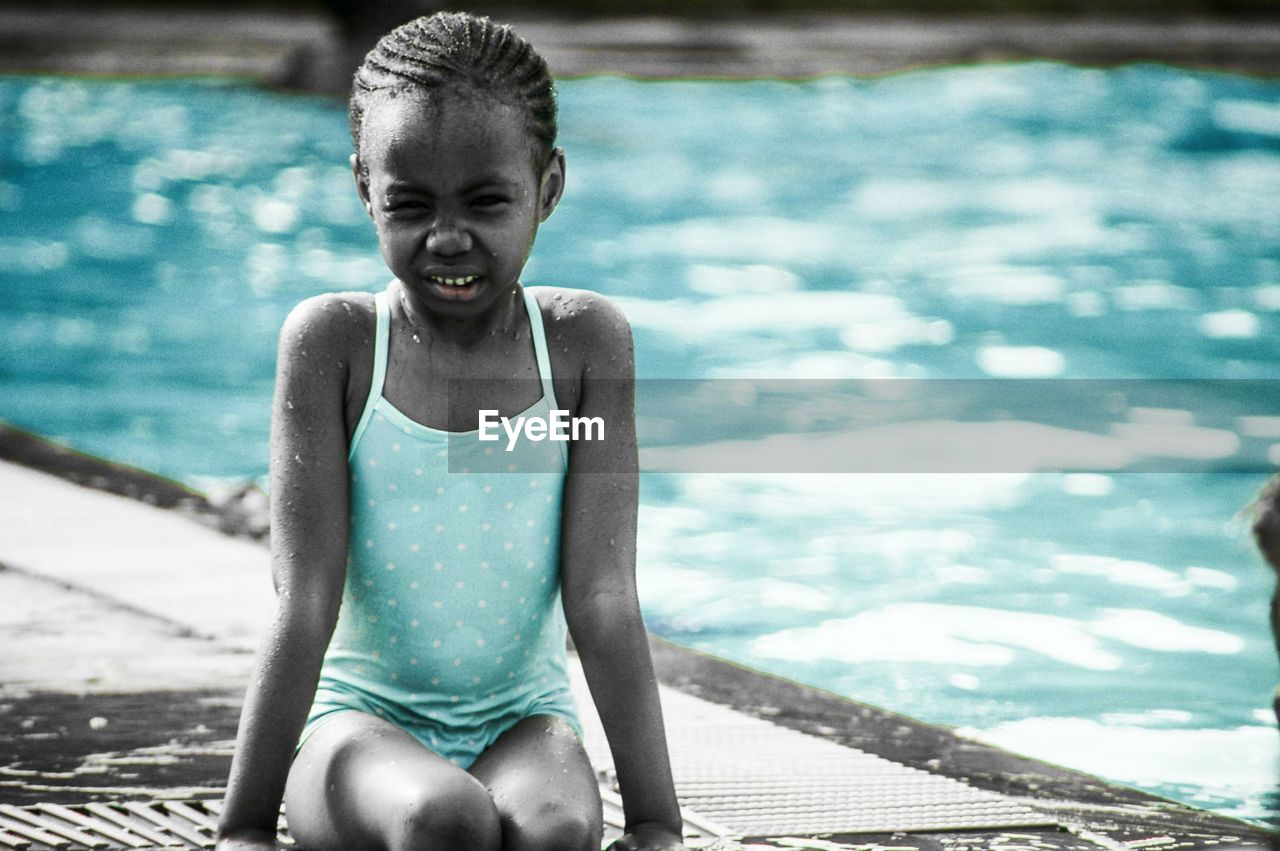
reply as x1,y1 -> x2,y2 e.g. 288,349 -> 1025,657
1,0 -> 1279,85
2,0 -> 1279,836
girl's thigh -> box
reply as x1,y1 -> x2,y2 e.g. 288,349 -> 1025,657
284,710 -> 501,851
468,714 -> 603,851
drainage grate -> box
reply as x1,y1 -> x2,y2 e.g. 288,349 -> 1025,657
0,799 -> 264,849
0,674 -> 1055,849
0,794 -> 693,849
573,672 -> 1057,838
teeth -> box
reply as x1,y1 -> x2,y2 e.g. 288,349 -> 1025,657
431,275 -> 478,287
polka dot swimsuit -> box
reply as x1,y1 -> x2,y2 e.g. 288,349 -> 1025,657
299,285 -> 581,768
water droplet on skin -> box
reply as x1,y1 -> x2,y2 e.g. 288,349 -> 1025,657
286,399 -> 294,410
413,333 -> 421,344
552,293 -> 562,301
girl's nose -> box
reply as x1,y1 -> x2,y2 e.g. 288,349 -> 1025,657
426,221 -> 472,256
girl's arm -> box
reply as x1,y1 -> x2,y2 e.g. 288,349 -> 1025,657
215,296 -> 356,848
559,295 -> 686,850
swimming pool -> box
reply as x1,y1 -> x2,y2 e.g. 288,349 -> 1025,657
1,64 -> 1278,824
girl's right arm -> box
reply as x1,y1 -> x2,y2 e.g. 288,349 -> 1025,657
215,296 -> 358,849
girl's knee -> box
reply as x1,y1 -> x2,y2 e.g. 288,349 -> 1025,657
503,799 -> 602,851
392,775 -> 501,851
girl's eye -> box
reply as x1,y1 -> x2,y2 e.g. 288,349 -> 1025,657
473,195 -> 510,209
385,200 -> 429,215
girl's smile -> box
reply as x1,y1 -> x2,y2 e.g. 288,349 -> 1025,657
353,89 -> 563,329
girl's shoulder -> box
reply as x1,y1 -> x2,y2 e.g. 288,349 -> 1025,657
277,292 -> 377,413
525,285 -> 633,377
278,290 -> 376,355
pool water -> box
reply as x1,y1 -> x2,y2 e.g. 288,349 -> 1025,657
2,65 -> 1279,824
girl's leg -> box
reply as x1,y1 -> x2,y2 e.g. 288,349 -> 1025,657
284,710 -> 501,851
468,714 -> 603,851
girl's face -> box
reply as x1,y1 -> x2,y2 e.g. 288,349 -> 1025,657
354,89 -> 563,320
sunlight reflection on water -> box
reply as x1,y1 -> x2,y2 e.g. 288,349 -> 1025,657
2,63 -> 1278,823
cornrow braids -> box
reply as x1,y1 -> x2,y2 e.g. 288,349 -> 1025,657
350,12 -> 557,174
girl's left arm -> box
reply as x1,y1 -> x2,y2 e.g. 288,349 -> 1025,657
559,295 -> 686,851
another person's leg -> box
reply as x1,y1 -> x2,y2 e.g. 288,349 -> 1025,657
285,710 -> 502,851
468,714 -> 603,851
1250,475 -> 1280,723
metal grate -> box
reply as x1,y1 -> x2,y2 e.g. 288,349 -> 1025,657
572,669 -> 1056,838
0,795 -> 705,849
0,799 -> 274,849
0,674 -> 1055,849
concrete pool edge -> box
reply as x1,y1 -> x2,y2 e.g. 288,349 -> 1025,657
0,423 -> 267,540
0,420 -> 1274,846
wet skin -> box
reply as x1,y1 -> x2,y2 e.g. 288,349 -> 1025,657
351,89 -> 567,434
215,87 -> 686,851
355,88 -> 559,330
283,712 -> 601,850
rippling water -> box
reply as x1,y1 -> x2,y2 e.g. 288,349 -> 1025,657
1,65 -> 1278,823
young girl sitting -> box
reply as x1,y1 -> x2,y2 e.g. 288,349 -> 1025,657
214,12 -> 686,850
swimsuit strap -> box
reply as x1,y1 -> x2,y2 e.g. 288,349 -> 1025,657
522,286 -> 569,467
348,289 -> 391,459
521,286 -> 561,412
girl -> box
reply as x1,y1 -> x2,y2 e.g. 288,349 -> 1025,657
214,12 -> 686,851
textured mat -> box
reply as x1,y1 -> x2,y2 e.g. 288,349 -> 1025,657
0,794 -> 702,849
0,675 -> 1056,849
572,666 -> 1057,838
0,793 -> 710,848
0,800 -> 233,849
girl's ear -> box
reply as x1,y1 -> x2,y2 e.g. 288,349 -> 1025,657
351,153 -> 374,219
537,148 -> 566,222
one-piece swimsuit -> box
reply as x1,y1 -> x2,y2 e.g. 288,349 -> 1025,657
298,284 -> 581,767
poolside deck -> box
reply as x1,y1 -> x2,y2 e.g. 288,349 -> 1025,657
0,423 -> 1273,849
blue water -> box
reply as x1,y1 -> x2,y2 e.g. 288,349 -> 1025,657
2,65 -> 1279,824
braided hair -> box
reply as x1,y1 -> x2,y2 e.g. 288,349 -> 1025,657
350,12 -> 557,174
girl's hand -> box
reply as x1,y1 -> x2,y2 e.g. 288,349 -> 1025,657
607,823 -> 690,850
213,829 -> 282,851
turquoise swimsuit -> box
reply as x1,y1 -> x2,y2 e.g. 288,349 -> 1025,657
299,284 -> 582,768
